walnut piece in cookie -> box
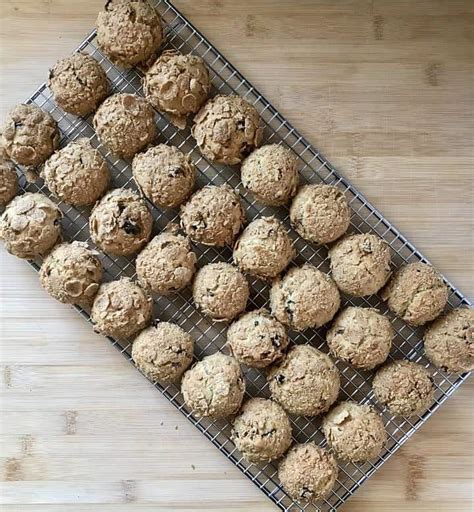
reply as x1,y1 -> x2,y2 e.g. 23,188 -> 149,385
231,398 -> 292,463
48,53 -> 109,116
93,93 -> 156,159
132,321 -> 194,384
91,277 -> 152,339
290,184 -> 350,244
136,231 -> 197,295
424,307 -> 473,373
241,144 -> 298,206
181,352 -> 245,419
227,309 -> 288,368
233,216 -> 294,279
327,306 -> 393,370
270,264 -> 340,331
381,262 -> 448,326
192,95 -> 262,165
42,138 -> 110,206
143,50 -> 211,129
39,241 -> 102,307
328,233 -> 391,297
192,262 -> 249,322
0,192 -> 61,259
97,0 -> 163,69
89,188 -> 152,256
1,104 -> 59,168
180,184 -> 245,246
132,144 -> 195,209
278,443 -> 338,504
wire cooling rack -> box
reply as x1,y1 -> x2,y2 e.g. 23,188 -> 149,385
10,1 -> 471,511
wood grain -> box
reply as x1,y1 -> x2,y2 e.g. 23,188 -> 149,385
0,1 -> 473,511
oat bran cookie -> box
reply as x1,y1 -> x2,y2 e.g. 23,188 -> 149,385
227,309 -> 288,368
278,443 -> 338,504
290,184 -> 350,244
0,156 -> 17,207
48,53 -> 109,116
233,216 -> 294,279
39,241 -> 102,306
326,306 -> 393,370
93,93 -> 156,159
132,321 -> 194,384
136,231 -> 197,295
0,192 -> 61,259
231,398 -> 292,463
1,104 -> 59,168
241,144 -> 298,206
381,262 -> 448,326
192,262 -> 249,322
181,352 -> 245,419
373,360 -> 434,417
192,95 -> 262,165
132,144 -> 195,208
180,184 -> 245,246
89,188 -> 152,256
143,49 -> 211,129
323,401 -> 387,462
270,264 -> 340,331
267,345 -> 340,417
329,233 -> 391,297
91,277 -> 152,339
424,308 -> 473,373
97,0 -> 163,68
42,138 -> 110,206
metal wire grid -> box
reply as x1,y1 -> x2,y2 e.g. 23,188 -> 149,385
9,0 -> 470,510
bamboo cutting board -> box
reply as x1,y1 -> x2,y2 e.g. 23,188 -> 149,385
0,1 -> 473,511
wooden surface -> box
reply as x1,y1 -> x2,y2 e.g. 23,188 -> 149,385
0,1 -> 473,511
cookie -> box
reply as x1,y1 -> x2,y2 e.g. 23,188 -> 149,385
39,241 -> 102,306
233,216 -> 294,279
143,49 -> 210,129
329,233 -> 391,297
48,53 -> 109,116
0,192 -> 61,259
241,144 -> 298,206
42,138 -> 109,206
192,95 -> 262,165
89,188 -> 152,256
181,352 -> 245,419
192,262 -> 249,322
270,264 -> 340,331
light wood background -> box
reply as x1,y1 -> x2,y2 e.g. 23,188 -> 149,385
0,1 -> 473,511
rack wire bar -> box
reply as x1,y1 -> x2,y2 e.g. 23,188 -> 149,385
11,1 -> 471,511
